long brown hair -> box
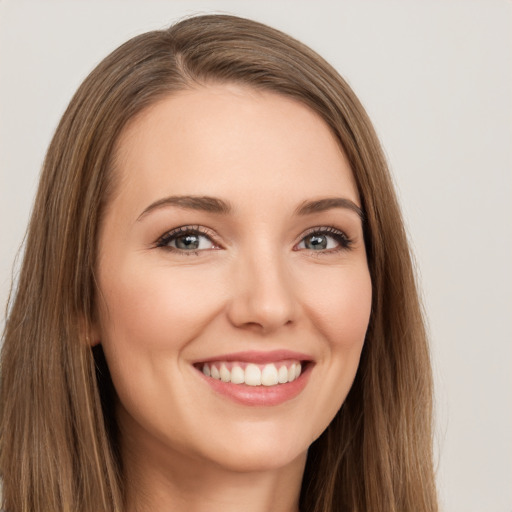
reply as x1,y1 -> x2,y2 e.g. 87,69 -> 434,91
0,14 -> 437,512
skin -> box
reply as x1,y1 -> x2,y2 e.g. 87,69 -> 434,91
94,84 -> 372,512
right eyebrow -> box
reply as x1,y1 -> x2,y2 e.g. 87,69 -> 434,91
137,195 -> 232,221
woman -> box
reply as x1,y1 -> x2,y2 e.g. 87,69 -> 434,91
0,14 -> 437,512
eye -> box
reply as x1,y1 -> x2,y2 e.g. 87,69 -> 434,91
295,227 -> 352,252
156,226 -> 218,253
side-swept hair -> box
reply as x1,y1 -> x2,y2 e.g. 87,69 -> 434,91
0,14 -> 437,512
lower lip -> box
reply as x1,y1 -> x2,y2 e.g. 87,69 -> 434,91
197,363 -> 313,406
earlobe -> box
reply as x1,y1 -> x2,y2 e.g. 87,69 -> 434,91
87,323 -> 101,346
87,335 -> 101,347
80,315 -> 102,346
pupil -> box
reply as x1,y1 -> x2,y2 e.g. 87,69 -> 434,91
306,234 -> 327,250
176,234 -> 199,250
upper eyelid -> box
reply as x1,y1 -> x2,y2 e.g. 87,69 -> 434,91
296,226 -> 350,241
157,224 -> 347,237
300,226 -> 346,235
157,225 -> 217,239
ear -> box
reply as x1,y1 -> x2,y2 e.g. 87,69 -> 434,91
88,322 -> 102,347
79,314 -> 102,347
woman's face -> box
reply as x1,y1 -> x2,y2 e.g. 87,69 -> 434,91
95,84 -> 372,474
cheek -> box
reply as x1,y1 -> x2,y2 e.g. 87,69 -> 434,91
96,259 -> 227,358
300,262 -> 372,351
95,259 -> 230,436
299,261 -> 371,419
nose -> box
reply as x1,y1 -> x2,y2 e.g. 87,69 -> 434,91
226,248 -> 299,334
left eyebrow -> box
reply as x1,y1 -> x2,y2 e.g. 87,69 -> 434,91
294,197 -> 365,221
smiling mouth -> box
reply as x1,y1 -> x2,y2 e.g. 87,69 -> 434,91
194,360 -> 308,387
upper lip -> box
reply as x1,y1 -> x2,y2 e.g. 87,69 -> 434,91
194,350 -> 313,365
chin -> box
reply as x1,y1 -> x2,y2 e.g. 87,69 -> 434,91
209,445 -> 308,474
194,426 -> 312,474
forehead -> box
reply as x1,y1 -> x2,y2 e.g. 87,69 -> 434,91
111,84 -> 359,214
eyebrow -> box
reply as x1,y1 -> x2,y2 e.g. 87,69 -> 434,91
137,195 -> 364,221
137,195 -> 232,221
295,197 -> 365,221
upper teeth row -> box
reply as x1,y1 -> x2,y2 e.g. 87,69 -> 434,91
202,362 -> 302,386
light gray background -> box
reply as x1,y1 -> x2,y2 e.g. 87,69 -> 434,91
1,1 -> 511,510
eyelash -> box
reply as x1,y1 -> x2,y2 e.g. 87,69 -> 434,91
155,225 -> 218,256
297,226 -> 353,254
155,225 -> 353,256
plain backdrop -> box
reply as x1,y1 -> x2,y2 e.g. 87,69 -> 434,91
0,1 -> 511,510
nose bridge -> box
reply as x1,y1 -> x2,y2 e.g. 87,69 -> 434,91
227,240 -> 298,333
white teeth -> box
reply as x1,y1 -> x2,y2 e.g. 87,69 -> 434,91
211,365 -> 220,380
244,364 -> 262,386
288,364 -> 296,382
231,365 -> 245,384
261,364 -> 278,386
201,361 -> 304,387
220,363 -> 230,382
277,365 -> 288,384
